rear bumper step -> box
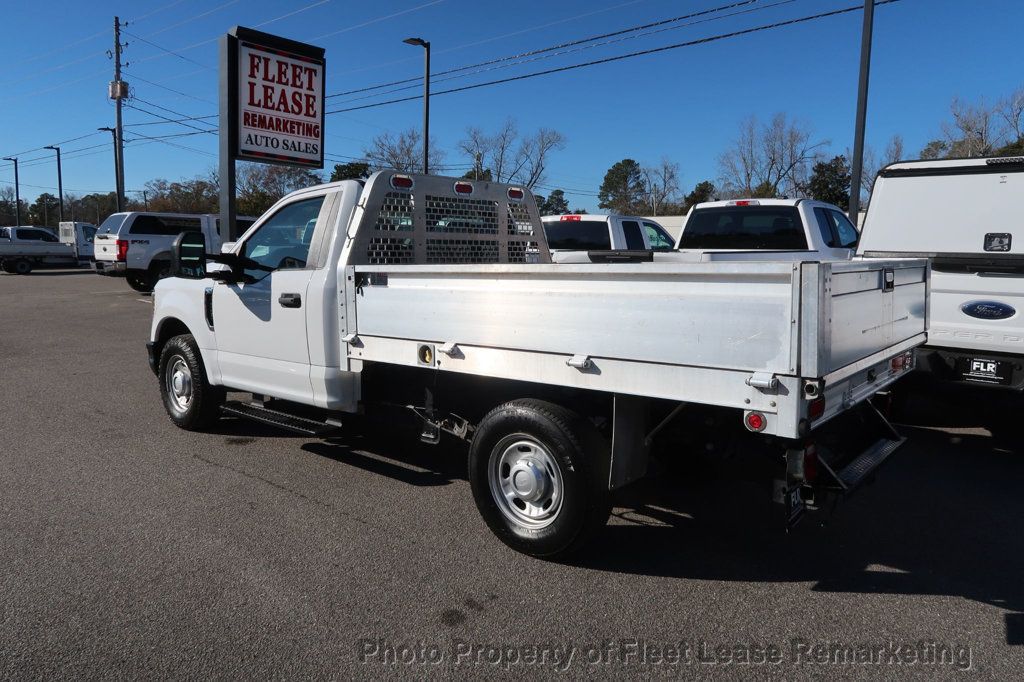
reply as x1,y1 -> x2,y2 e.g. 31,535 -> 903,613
221,401 -> 342,437
833,435 -> 905,491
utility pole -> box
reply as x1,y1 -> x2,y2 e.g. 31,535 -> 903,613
109,16 -> 128,212
403,37 -> 430,175
3,157 -> 20,226
142,190 -> 149,210
848,0 -> 875,224
44,145 -> 64,222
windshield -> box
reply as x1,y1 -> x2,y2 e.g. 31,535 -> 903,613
97,214 -> 128,235
679,207 -> 808,250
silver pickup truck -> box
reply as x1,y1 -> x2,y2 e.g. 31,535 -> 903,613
148,172 -> 928,558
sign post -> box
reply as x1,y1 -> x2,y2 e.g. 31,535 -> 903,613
219,26 -> 326,243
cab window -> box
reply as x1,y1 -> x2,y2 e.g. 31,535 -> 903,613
643,222 -> 675,250
814,208 -> 859,249
16,228 -> 58,242
241,196 -> 325,281
620,220 -> 646,250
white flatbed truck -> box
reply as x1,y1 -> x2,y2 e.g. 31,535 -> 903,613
149,172 -> 928,557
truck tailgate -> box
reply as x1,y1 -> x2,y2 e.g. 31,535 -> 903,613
94,233 -> 119,262
800,259 -> 928,376
928,268 -> 1024,356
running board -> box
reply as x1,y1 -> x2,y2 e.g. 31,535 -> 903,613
220,401 -> 342,437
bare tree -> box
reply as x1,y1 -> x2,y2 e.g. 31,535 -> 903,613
364,128 -> 444,173
718,114 -> 827,198
511,128 -> 565,189
641,158 -> 681,215
457,120 -> 565,189
996,86 -> 1024,143
490,119 -> 519,183
943,96 -> 999,157
860,133 -> 905,199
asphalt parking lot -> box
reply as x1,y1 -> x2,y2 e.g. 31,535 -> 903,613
1,268 -> 1022,678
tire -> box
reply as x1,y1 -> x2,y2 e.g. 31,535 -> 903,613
158,334 -> 225,430
12,258 -> 32,275
0,261 -> 14,274
150,260 -> 171,283
126,271 -> 154,292
469,399 -> 611,558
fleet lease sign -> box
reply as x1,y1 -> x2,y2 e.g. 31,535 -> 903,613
238,41 -> 324,167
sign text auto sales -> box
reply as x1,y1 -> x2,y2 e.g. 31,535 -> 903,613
238,41 -> 324,167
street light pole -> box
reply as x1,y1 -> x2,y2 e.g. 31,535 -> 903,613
44,145 -> 64,222
848,0 -> 875,223
403,37 -> 431,175
2,156 -> 20,226
98,127 -> 123,212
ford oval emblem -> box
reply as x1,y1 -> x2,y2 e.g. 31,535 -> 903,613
961,300 -> 1017,320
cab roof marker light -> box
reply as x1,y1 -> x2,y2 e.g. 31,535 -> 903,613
390,174 -> 414,190
729,200 -> 760,206
560,215 -> 582,221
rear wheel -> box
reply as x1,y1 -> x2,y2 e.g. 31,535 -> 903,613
126,271 -> 153,292
0,261 -> 14,274
12,258 -> 32,275
469,399 -> 611,558
158,334 -> 224,430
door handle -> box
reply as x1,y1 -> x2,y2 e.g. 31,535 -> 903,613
278,293 -> 302,308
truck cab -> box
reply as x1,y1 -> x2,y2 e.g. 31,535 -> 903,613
541,214 -> 675,259
677,198 -> 859,261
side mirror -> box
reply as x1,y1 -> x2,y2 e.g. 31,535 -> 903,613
220,241 -> 236,254
171,231 -> 208,279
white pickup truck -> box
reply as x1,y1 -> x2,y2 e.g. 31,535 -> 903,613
149,172 -> 927,557
859,157 -> 1024,390
94,212 -> 255,292
677,198 -> 860,260
541,214 -> 676,259
0,223 -> 96,274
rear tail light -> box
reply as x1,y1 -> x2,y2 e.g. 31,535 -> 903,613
803,443 -> 819,483
560,215 -> 582,221
453,181 -> 473,195
390,174 -> 414,190
744,411 -> 767,432
116,239 -> 128,261
507,187 -> 524,201
890,351 -> 914,372
807,397 -> 826,421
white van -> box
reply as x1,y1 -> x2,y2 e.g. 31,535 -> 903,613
858,156 -> 1024,390
94,212 -> 255,292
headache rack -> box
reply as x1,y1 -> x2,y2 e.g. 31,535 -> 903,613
347,172 -> 551,266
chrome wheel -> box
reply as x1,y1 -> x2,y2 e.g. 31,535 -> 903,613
489,436 -> 563,530
165,356 -> 193,413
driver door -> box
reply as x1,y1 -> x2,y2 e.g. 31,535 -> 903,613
213,194 -> 327,403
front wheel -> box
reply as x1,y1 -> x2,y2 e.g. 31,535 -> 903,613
158,334 -> 224,430
469,399 -> 611,558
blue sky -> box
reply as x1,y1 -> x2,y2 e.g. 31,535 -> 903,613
1,0 -> 1021,212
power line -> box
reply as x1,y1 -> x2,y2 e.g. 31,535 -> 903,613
125,129 -> 217,158
309,0 -> 444,41
329,0 -> 797,107
122,30 -> 214,71
121,69 -> 216,105
326,0 -> 764,99
327,0 -> 903,115
126,98 -> 218,133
